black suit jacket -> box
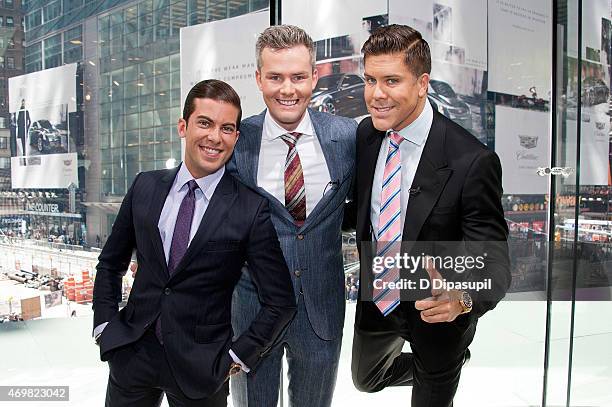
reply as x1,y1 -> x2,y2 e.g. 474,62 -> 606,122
353,111 -> 510,322
92,166 -> 296,399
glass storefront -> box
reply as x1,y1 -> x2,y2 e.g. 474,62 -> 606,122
0,0 -> 611,405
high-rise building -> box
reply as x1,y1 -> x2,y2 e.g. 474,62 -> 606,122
0,0 -> 24,190
18,0 -> 268,245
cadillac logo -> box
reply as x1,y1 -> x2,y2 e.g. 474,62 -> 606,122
595,121 -> 605,130
63,160 -> 72,166
518,135 -> 538,149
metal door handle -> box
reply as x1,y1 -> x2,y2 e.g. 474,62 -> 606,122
536,167 -> 574,177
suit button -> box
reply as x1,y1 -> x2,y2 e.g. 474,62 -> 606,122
164,288 -> 171,295
297,234 -> 304,240
294,270 -> 301,277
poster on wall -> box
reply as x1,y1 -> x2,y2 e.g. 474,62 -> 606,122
564,58 -> 611,185
389,0 -> 487,143
567,0 -> 610,63
488,0 -> 552,99
389,0 -> 487,70
8,63 -> 78,189
180,11 -> 269,119
282,0 -> 387,120
565,114 -> 610,186
495,106 -> 550,194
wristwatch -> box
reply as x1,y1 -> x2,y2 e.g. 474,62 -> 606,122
459,291 -> 473,314
227,362 -> 242,379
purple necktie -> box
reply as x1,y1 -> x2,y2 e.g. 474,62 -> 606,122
156,179 -> 200,344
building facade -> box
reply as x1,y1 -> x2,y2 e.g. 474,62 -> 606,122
19,0 -> 268,245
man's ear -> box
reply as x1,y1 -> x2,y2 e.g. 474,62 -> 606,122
418,73 -> 430,98
311,68 -> 319,90
177,118 -> 187,139
255,70 -> 263,91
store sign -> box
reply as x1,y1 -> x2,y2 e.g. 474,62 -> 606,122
1,218 -> 25,224
25,202 -> 61,214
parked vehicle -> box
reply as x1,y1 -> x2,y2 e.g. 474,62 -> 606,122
28,120 -> 66,154
582,77 -> 609,106
309,73 -> 368,118
427,79 -> 473,129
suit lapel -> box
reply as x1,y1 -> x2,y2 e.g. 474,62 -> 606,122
301,110 -> 345,231
233,113 -> 263,189
146,166 -> 180,277
235,111 -> 299,226
357,123 -> 385,242
402,112 -> 452,242
170,172 -> 237,279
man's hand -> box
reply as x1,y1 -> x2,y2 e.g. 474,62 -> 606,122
414,257 -> 463,323
129,261 -> 138,278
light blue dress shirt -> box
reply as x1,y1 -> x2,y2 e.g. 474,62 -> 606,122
157,163 -> 224,262
370,99 -> 434,239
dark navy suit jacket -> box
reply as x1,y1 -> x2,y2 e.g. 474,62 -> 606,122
93,168 -> 296,399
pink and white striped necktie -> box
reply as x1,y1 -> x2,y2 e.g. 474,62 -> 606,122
374,131 -> 404,316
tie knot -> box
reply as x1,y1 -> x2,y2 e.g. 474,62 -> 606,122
186,179 -> 199,194
388,131 -> 404,146
280,132 -> 302,149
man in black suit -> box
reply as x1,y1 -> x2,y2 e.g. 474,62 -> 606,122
17,98 -> 30,157
93,79 -> 296,407
350,25 -> 510,406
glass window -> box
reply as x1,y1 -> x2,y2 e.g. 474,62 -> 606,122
5,0 -> 14,8
207,1 -> 227,22
24,41 -> 42,72
64,25 -> 83,64
26,9 -> 42,30
0,137 -> 8,149
0,16 -> 4,27
44,34 -> 62,68
63,0 -> 83,12
0,57 -> 4,68
7,57 -> 14,69
6,16 -> 14,27
110,9 -> 123,26
43,1 -> 62,22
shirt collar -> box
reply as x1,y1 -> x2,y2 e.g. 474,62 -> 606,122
389,98 -> 433,147
174,163 -> 225,201
263,109 -> 315,141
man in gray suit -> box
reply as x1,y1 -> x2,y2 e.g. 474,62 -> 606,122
227,25 -> 357,406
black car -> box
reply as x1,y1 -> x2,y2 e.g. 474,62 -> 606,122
427,79 -> 472,129
309,73 -> 368,118
582,77 -> 609,106
28,120 -> 66,154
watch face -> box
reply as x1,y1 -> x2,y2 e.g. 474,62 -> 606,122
230,363 -> 242,376
462,292 -> 473,309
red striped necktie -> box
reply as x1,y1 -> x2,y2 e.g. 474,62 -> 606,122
280,132 -> 306,227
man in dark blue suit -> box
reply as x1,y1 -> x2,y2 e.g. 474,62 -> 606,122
92,79 -> 296,407
227,25 -> 357,407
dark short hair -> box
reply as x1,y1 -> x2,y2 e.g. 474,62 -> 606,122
182,79 -> 242,130
361,24 -> 431,77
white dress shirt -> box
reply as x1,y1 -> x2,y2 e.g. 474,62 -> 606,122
370,99 -> 434,238
257,110 -> 331,216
